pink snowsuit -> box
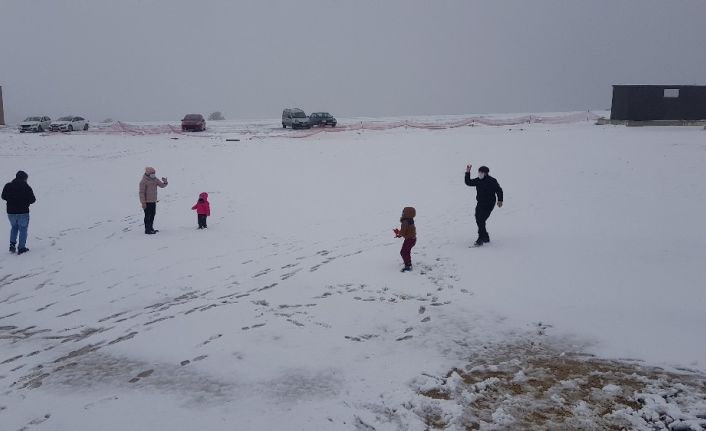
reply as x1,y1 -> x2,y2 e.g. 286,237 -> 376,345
191,192 -> 210,216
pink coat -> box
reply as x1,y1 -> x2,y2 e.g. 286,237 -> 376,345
191,192 -> 211,216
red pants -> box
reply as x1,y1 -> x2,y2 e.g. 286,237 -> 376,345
400,238 -> 417,266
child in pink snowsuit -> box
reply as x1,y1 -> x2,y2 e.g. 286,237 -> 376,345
191,192 -> 210,229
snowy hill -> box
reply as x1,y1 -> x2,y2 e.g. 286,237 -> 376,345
1,115 -> 705,430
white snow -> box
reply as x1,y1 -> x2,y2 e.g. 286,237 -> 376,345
1,115 -> 705,430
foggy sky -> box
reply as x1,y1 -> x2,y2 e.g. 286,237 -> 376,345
2,0 -> 706,124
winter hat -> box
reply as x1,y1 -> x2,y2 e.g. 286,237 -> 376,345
15,170 -> 28,181
402,207 -> 416,219
145,167 -> 156,175
478,166 -> 490,174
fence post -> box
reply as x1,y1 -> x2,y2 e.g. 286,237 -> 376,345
0,86 -> 5,126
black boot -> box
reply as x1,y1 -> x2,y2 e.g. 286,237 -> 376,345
17,247 -> 29,255
474,237 -> 484,247
9,243 -> 16,253
482,233 -> 490,243
401,264 -> 413,272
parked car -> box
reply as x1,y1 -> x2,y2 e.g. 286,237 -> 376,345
182,114 -> 206,132
309,112 -> 337,127
282,108 -> 311,129
50,116 -> 89,132
19,116 -> 51,133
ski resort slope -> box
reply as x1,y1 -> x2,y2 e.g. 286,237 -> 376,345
0,119 -> 705,430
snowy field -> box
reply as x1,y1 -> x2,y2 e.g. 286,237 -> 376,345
1,116 -> 705,430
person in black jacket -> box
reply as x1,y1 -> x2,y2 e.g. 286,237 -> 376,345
465,164 -> 503,246
1,171 -> 36,254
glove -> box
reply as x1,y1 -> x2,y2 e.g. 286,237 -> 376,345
393,228 -> 401,237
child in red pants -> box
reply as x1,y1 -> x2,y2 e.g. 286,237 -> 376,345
191,192 -> 210,229
394,207 -> 417,272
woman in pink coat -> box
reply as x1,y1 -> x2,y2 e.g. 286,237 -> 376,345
191,192 -> 210,229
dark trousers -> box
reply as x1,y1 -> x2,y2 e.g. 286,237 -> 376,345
475,202 -> 495,240
400,238 -> 416,266
197,214 -> 208,228
144,202 -> 156,232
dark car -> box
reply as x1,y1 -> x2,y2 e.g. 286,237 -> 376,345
309,112 -> 337,127
181,114 -> 206,132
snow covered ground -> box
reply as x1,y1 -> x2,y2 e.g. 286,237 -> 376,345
1,115 -> 705,430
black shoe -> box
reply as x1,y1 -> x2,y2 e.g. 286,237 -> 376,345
17,247 -> 29,255
145,230 -> 157,235
474,238 -> 484,247
9,243 -> 16,253
401,264 -> 413,272
482,237 -> 490,243
197,227 -> 203,230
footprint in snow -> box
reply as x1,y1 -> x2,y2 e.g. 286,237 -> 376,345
22,413 -> 51,428
200,334 -> 222,346
56,309 -> 81,318
129,369 -> 154,383
252,268 -> 271,278
345,334 -> 379,342
36,302 -> 57,312
1,355 -> 23,365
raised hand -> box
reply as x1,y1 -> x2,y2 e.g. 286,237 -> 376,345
466,164 -> 472,173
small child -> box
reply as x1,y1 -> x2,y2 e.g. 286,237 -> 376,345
393,207 -> 417,272
191,192 -> 210,229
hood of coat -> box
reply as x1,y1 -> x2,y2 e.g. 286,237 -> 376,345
199,192 -> 209,201
401,207 -> 416,219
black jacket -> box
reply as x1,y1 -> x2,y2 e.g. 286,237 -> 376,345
464,172 -> 503,205
1,179 -> 36,214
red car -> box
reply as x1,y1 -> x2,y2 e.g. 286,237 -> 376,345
181,114 -> 206,132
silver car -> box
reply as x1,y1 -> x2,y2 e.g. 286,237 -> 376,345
282,108 -> 311,129
19,116 -> 51,133
50,116 -> 89,132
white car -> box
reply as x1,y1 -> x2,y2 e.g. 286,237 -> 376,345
50,116 -> 89,132
18,116 -> 51,133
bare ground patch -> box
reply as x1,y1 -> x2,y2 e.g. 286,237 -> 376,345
415,342 -> 706,430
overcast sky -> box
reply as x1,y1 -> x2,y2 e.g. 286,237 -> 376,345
2,0 -> 705,123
